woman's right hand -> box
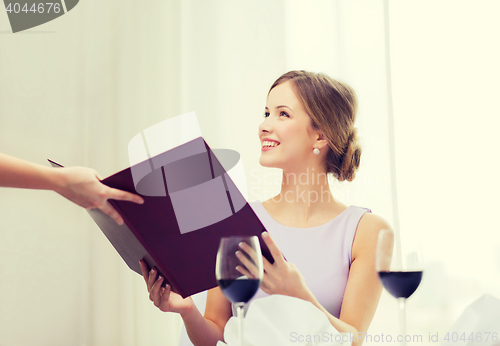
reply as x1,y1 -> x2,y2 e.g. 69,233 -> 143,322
139,260 -> 195,315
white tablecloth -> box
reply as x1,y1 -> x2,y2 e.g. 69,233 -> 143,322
217,295 -> 350,346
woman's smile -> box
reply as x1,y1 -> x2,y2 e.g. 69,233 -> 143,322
261,138 -> 281,151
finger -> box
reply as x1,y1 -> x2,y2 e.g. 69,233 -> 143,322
262,256 -> 274,273
261,232 -> 285,265
99,202 -> 124,225
235,264 -> 254,278
148,268 -> 158,293
163,284 -> 172,299
108,187 -> 145,205
238,241 -> 260,263
235,250 -> 260,278
237,242 -> 261,276
159,284 -> 172,312
259,269 -> 275,293
139,260 -> 150,284
150,276 -> 164,306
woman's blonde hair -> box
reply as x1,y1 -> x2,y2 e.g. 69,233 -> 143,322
269,70 -> 361,182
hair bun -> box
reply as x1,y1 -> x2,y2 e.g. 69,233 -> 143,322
338,128 -> 361,182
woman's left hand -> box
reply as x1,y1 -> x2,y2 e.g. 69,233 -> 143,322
236,231 -> 313,300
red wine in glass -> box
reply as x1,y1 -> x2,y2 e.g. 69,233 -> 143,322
378,271 -> 423,299
218,278 -> 261,303
216,236 -> 263,345
376,229 -> 424,346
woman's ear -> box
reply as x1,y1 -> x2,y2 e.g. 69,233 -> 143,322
315,132 -> 329,150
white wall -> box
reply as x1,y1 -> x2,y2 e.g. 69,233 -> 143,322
388,0 -> 500,339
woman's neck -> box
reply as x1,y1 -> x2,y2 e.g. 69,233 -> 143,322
268,166 -> 337,222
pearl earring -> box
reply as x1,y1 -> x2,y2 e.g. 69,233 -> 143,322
313,145 -> 320,155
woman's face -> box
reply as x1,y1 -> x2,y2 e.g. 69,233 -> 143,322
258,80 -> 320,171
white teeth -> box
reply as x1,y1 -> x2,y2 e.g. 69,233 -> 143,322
262,141 -> 279,147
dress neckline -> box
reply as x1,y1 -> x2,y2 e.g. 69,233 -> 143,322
252,201 -> 352,230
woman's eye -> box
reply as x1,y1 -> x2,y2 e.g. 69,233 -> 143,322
263,111 -> 289,118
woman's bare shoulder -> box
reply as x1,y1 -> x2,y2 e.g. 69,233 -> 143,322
358,212 -> 391,231
352,212 -> 392,261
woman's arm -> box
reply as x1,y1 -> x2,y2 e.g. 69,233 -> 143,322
140,260 -> 232,346
186,287 -> 232,345
0,152 -> 144,224
337,213 -> 389,344
301,214 -> 388,344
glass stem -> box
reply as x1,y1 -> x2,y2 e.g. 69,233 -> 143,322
398,297 -> 407,346
235,302 -> 245,346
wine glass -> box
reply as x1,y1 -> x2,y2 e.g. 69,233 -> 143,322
216,236 -> 263,346
376,229 -> 424,346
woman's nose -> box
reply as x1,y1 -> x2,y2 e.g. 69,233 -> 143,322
258,117 -> 272,134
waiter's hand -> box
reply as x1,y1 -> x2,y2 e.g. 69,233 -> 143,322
56,167 -> 144,225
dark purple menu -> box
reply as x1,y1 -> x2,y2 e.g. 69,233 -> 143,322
50,137 -> 272,298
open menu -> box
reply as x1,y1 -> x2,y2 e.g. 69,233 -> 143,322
49,113 -> 272,298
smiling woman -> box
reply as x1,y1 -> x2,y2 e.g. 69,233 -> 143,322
260,71 -> 361,183
142,70 -> 391,346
